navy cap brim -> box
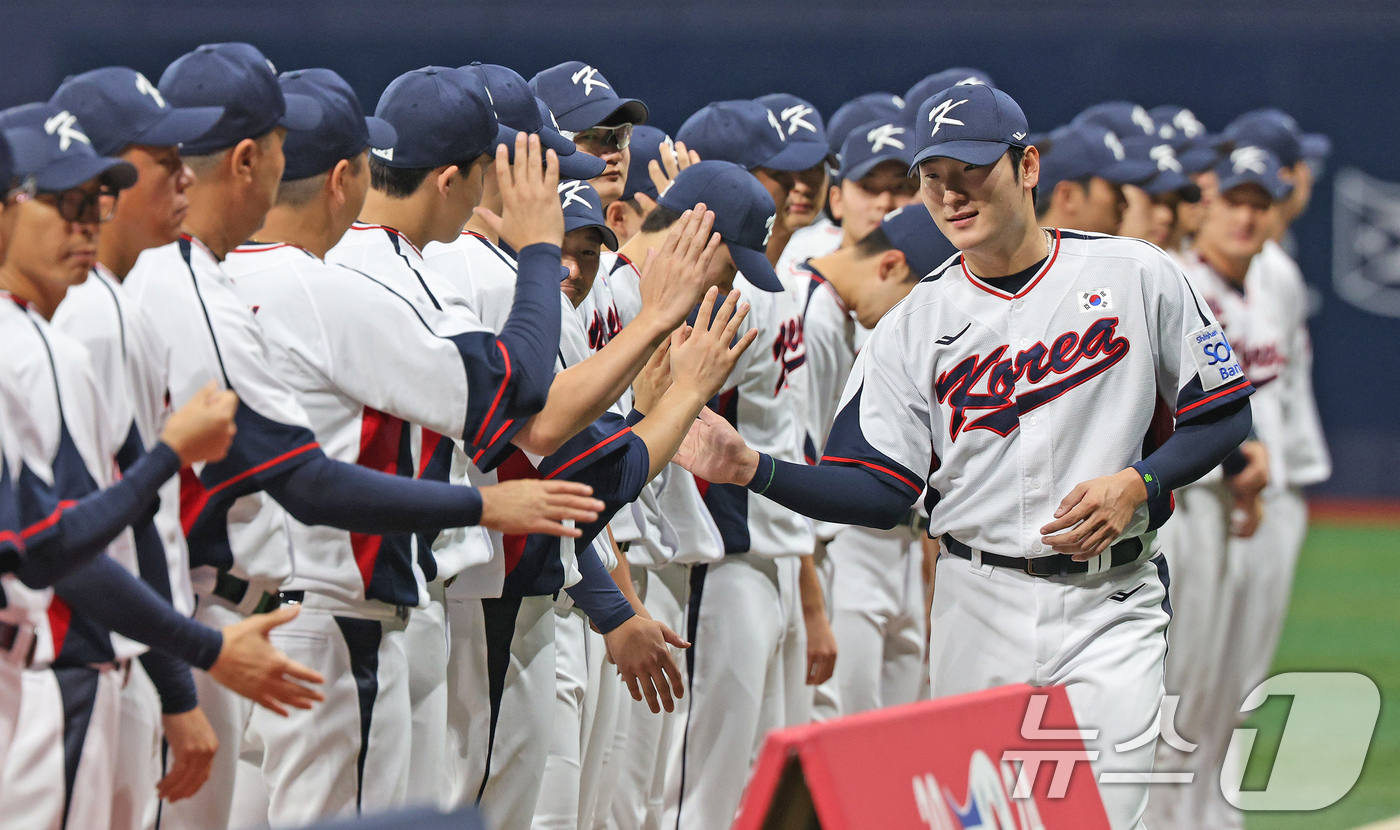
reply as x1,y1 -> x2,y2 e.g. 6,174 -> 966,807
842,153 -> 911,183
1099,158 -> 1158,185
556,98 -> 649,133
1141,169 -> 1198,197
1300,133 -> 1331,161
763,140 -> 829,173
538,127 -> 579,157
728,243 -> 783,292
909,139 -> 1009,172
563,216 -> 619,251
1177,145 -> 1223,175
365,116 -> 397,150
1221,175 -> 1291,202
137,105 -> 226,149
278,92 -> 323,132
36,154 -> 138,193
559,149 -> 606,180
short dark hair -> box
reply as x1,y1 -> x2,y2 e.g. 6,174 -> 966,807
1033,174 -> 1092,217
369,155 -> 482,200
639,204 -> 682,234
853,225 -> 920,283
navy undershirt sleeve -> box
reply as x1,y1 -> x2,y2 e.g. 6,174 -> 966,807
52,555 -> 223,670
1134,398 -> 1252,500
17,442 -> 181,589
264,452 -> 483,534
563,540 -> 635,634
496,243 -> 563,411
745,453 -> 918,528
139,649 -> 198,714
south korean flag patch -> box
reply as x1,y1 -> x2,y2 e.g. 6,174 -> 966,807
1187,322 -> 1245,391
1079,288 -> 1113,312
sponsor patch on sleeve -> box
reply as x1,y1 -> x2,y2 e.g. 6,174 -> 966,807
1187,322 -> 1245,391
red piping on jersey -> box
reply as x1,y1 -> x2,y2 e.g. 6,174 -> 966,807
614,252 -> 639,275
0,531 -> 22,552
1177,378 -> 1251,416
179,233 -> 217,261
206,442 -> 320,499
544,427 -> 634,480
233,242 -> 312,256
961,228 -> 1061,300
350,223 -> 423,258
473,343 -> 513,446
48,597 -> 71,659
21,500 -> 78,540
819,456 -> 922,493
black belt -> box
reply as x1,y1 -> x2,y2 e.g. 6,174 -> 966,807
276,590 -> 410,622
942,534 -> 1144,578
211,571 -> 283,614
900,509 -> 930,533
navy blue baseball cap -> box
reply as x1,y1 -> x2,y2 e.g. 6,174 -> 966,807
1149,105 -> 1228,175
1120,135 -> 1200,198
528,62 -> 648,132
277,69 -> 396,181
755,93 -> 830,167
839,120 -> 915,182
1213,145 -> 1292,201
677,100 -> 828,173
558,179 -> 618,250
371,67 -> 499,169
877,205 -> 957,278
1036,123 -> 1156,191
828,92 -> 906,157
622,125 -> 673,201
2,127 -> 50,187
657,160 -> 782,292
903,68 -> 994,120
910,85 -> 1029,171
1072,101 -> 1157,141
462,64 -> 605,180
159,43 -> 322,155
0,104 -> 137,192
49,67 -> 224,156
1225,109 -> 1329,167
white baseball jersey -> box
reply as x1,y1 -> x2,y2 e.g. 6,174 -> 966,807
224,241 -> 513,605
825,230 -> 1253,558
0,293 -> 137,668
706,273 -> 814,558
601,252 -> 724,567
775,216 -> 842,294
53,266 -> 194,616
125,235 -> 320,592
791,261 -> 858,462
0,360 -> 56,671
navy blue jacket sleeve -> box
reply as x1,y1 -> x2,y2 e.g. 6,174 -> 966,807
16,442 -> 181,589
264,452 -> 483,535
745,452 -> 917,529
563,539 -> 635,634
1134,397 -> 1252,501
139,649 -> 199,714
52,555 -> 223,670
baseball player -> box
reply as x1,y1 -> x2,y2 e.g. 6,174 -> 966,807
604,125 -> 681,246
1071,102 -> 1166,249
639,160 -> 828,830
777,119 -> 922,291
0,102 -> 329,828
756,93 -> 832,250
1033,122 -> 1156,235
1148,106 -> 1230,255
675,85 -> 1258,829
796,205 -> 955,721
530,61 -> 649,209
901,67 -> 994,119
677,99 -> 829,267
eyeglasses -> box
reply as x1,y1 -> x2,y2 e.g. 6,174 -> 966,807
563,123 -> 633,153
4,176 -> 36,204
35,185 -> 119,224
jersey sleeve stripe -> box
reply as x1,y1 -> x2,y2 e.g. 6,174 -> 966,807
1177,377 -> 1253,416
543,426 -> 635,481
0,530 -> 22,551
203,441 -> 320,499
20,499 -> 78,540
473,342 -> 513,446
819,455 -> 922,493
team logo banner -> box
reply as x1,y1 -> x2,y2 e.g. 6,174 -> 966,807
733,684 -> 1110,830
1333,167 -> 1400,319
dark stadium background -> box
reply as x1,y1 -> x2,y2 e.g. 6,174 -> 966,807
3,0 -> 1399,499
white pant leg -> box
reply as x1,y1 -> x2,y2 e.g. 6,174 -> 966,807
445,594 -> 556,830
1145,483 -> 1232,830
112,659 -> 162,830
228,756 -> 271,829
663,555 -> 784,830
404,585 -> 448,808
1234,486 -> 1308,702
826,526 -> 927,715
532,606 -> 587,830
928,553 -> 1170,830
245,605 -> 411,828
610,564 -> 688,830
0,651 -> 26,801
0,669 -> 66,830
158,600 -> 255,830
579,623 -> 624,830
777,555 -> 810,728
809,543 -> 840,721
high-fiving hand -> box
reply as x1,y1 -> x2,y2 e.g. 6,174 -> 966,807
635,205 -> 722,331
476,132 -> 563,251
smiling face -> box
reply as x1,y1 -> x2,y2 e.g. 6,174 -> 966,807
917,148 -> 1037,256
560,226 -> 605,306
